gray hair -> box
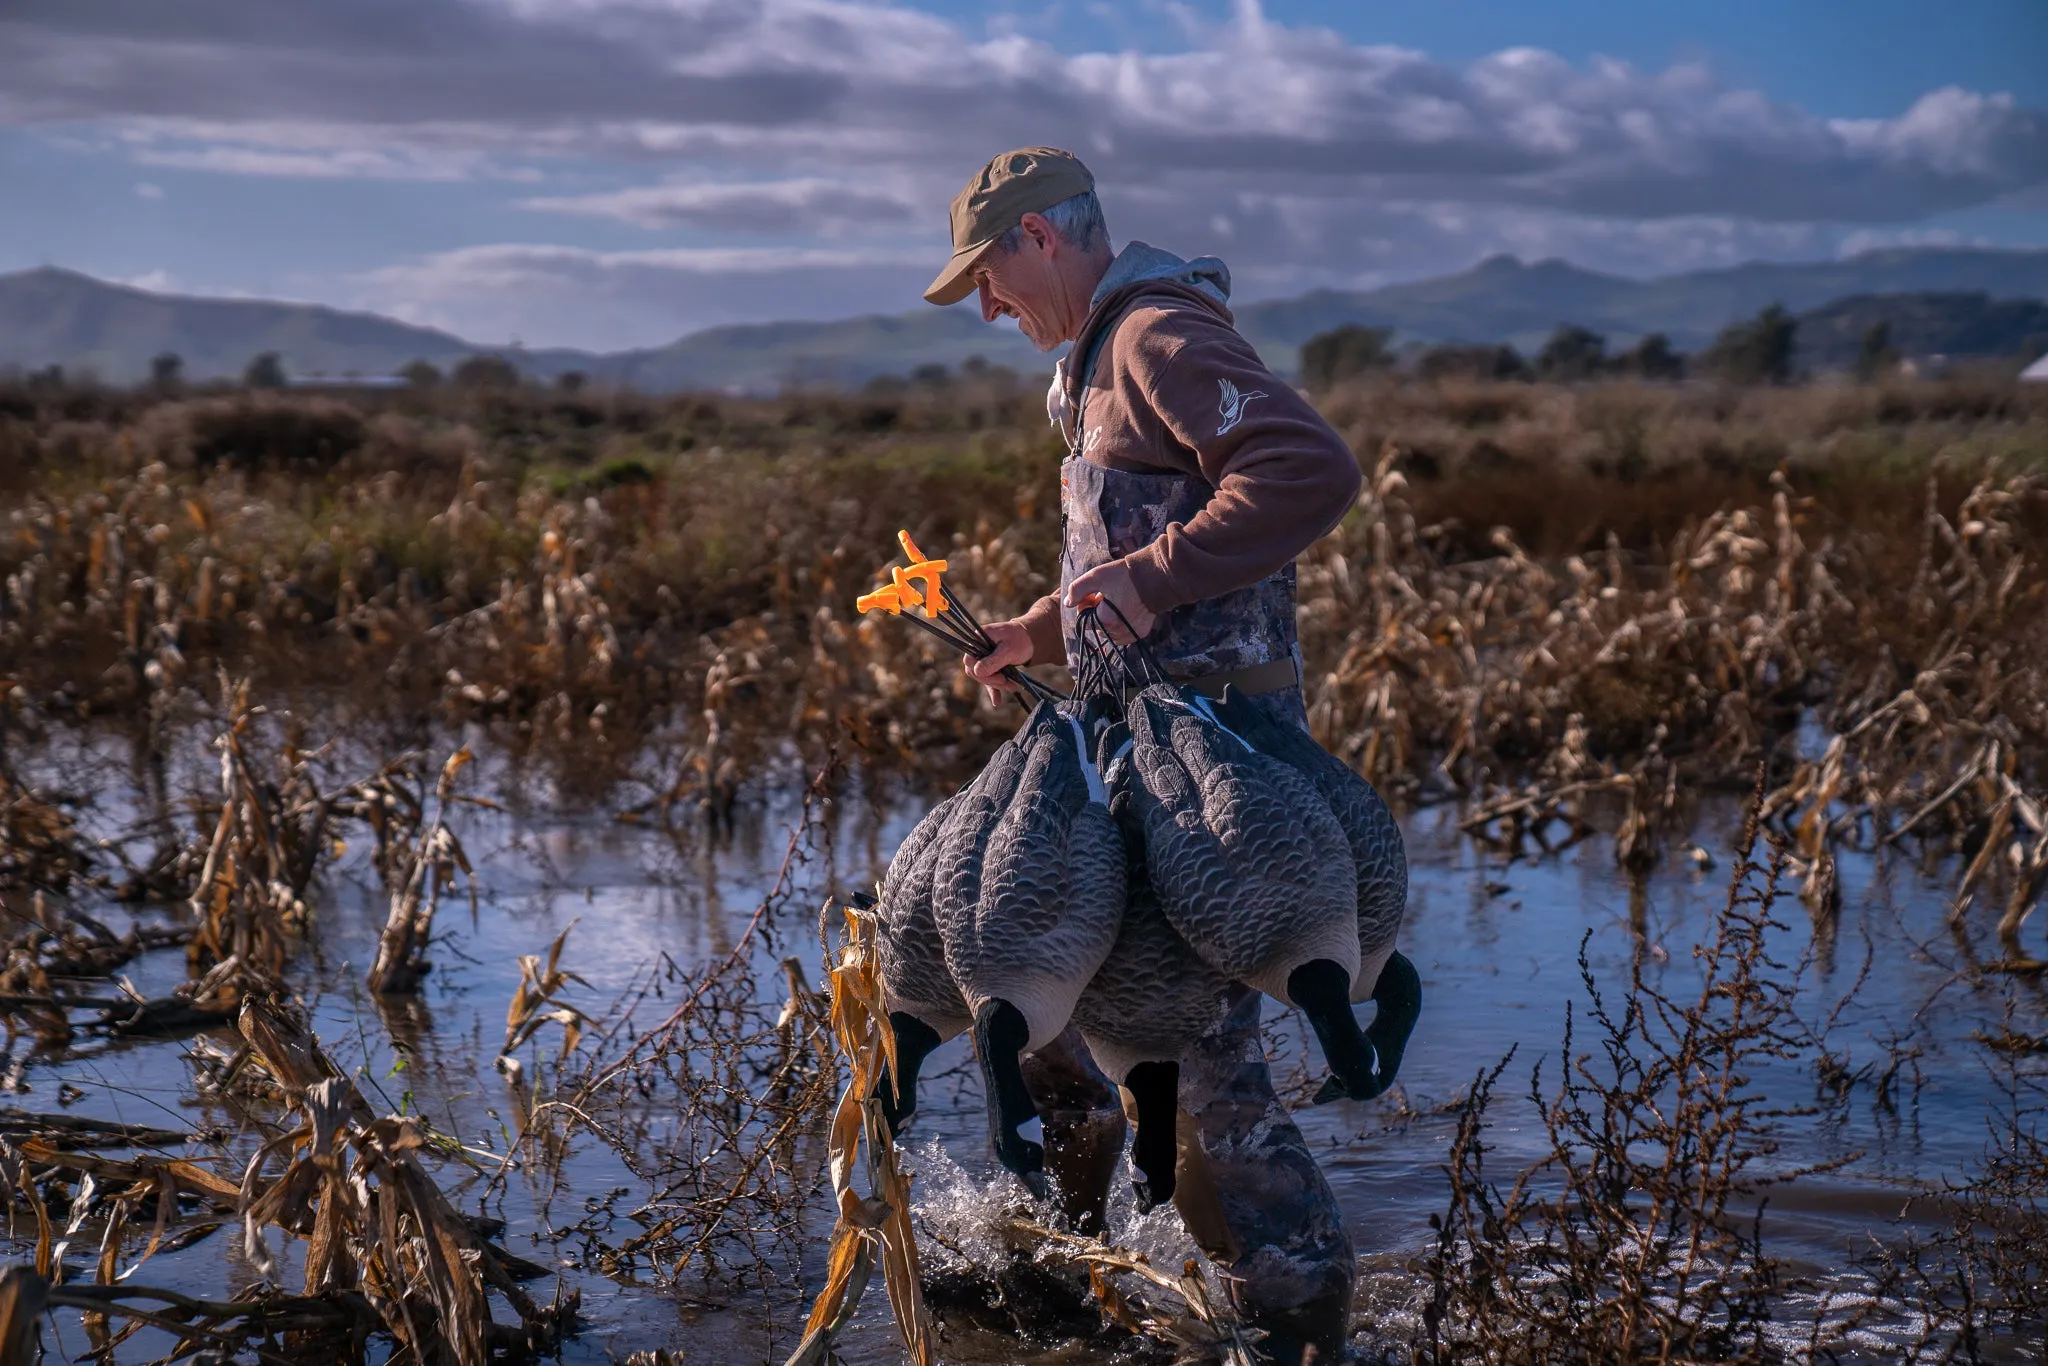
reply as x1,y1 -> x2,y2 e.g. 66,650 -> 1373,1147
994,190 -> 1109,256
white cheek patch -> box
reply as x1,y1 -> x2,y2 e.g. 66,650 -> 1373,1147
1065,714 -> 1108,806
1015,1114 -> 1044,1147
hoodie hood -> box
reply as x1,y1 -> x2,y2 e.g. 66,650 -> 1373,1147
1088,240 -> 1232,311
1049,242 -> 1234,430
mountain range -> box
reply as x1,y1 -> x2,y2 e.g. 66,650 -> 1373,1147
6,246 -> 2048,391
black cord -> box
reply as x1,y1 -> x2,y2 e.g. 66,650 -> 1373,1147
1091,596 -> 1170,687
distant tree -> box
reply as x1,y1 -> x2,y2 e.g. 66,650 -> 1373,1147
1854,321 -> 1899,383
1300,324 -> 1395,391
555,370 -> 588,394
1616,333 -> 1685,381
1535,324 -> 1608,382
956,354 -> 1018,390
909,362 -> 951,387
149,352 -> 184,393
400,359 -> 443,388
243,351 -> 286,390
451,354 -> 520,390
1702,304 -> 1798,385
1418,343 -> 1530,382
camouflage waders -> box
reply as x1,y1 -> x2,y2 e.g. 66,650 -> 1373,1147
1056,456 -> 1306,725
1021,954 -> 1354,1364
1022,446 -> 1351,1361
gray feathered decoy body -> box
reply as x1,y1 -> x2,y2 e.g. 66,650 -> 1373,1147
1071,757 -> 1235,1210
867,792 -> 972,1135
1124,684 -> 1359,1001
1208,689 -> 1408,996
929,701 -> 1125,1190
873,792 -> 971,1038
1070,869 -> 1235,1085
936,704 -> 1125,1049
1208,686 -> 1425,1105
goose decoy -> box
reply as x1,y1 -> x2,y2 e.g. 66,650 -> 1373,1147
1124,683 -> 1373,1098
1207,687 -> 1422,1103
932,701 -> 1125,1195
867,793 -> 971,1136
1070,843 -> 1235,1211
1066,712 -> 1235,1214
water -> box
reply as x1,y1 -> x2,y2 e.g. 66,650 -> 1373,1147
10,719 -> 2045,1363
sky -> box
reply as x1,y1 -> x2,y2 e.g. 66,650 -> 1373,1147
3,0 -> 2045,351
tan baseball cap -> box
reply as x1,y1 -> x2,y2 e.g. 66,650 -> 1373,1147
922,147 -> 1095,306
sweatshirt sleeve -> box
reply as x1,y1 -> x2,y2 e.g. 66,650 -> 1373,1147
1016,590 -> 1067,667
1117,317 -> 1363,614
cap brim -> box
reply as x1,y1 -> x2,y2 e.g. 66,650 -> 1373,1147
922,239 -> 995,306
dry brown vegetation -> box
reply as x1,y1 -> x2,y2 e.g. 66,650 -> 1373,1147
6,372 -> 2043,943
2,373 -> 2046,1362
1415,797 -> 2048,1364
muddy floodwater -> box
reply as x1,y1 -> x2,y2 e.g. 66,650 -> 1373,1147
12,716 -> 2047,1364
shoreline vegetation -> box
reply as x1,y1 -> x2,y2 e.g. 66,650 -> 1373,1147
2,370 -> 2045,1362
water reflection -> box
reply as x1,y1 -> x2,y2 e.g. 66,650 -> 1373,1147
10,729 -> 2045,1363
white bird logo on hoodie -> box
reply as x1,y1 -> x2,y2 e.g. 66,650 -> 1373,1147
1215,377 -> 1268,436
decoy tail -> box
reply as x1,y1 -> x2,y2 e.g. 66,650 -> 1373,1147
1288,958 -> 1380,1105
875,1011 -> 944,1137
973,998 -> 1049,1197
1311,952 -> 1422,1104
1122,1060 -> 1180,1214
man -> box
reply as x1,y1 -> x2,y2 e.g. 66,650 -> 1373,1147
922,147 -> 1365,1364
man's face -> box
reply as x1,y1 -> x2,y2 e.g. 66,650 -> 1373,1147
973,218 -> 1066,352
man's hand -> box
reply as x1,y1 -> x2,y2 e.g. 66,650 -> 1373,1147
965,619 -> 1034,708
1064,559 -> 1157,645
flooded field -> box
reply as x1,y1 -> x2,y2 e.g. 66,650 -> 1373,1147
7,704 -> 2043,1364
3,379 -> 2044,1359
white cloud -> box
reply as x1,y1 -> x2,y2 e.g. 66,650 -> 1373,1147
354,241 -> 936,348
347,206 -> 1861,351
121,269 -> 178,291
132,180 -> 162,198
133,145 -> 470,181
520,177 -> 919,232
3,0 -> 2042,344
4,0 -> 2042,226
116,122 -> 543,181
1834,225 -> 1992,257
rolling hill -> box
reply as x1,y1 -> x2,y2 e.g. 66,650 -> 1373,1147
1792,292 -> 2048,370
0,268 -> 492,384
1232,249 -> 2048,370
6,246 -> 2048,391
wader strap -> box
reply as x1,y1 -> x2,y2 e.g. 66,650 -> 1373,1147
1127,656 -> 1299,703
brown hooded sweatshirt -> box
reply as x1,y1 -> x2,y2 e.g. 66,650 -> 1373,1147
1015,271 -> 1363,667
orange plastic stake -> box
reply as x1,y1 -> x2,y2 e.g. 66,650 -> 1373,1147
897,530 -> 929,563
900,559 -> 949,616
888,565 -> 927,610
856,584 -> 905,615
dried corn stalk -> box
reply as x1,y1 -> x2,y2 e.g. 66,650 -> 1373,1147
498,921 -> 595,1069
0,763 -> 90,895
783,896 -> 933,1366
367,748 -> 478,995
234,996 -> 573,1365
185,676 -> 332,996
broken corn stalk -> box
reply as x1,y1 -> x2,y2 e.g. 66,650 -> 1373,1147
781,896 -> 933,1366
